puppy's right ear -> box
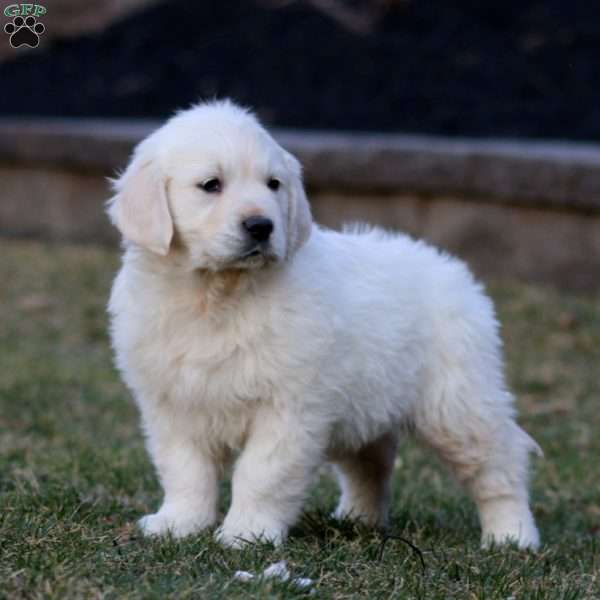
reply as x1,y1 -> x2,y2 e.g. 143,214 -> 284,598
283,151 -> 312,258
107,157 -> 173,256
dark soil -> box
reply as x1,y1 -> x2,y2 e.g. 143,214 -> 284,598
2,0 -> 600,140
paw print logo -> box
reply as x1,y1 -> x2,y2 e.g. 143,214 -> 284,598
4,15 -> 45,48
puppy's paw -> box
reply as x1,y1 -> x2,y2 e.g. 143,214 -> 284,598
480,511 -> 540,550
138,509 -> 214,539
478,496 -> 540,550
215,514 -> 287,549
333,501 -> 387,527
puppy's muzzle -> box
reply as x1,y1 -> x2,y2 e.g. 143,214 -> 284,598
242,216 -> 273,243
235,216 -> 277,265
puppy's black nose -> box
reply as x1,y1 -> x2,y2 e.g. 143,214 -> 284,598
242,216 -> 273,242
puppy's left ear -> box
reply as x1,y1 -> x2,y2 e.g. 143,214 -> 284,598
107,156 -> 173,256
284,151 -> 312,258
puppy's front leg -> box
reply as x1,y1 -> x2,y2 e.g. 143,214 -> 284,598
216,407 -> 324,548
138,412 -> 219,538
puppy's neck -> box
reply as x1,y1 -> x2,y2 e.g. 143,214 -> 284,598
195,268 -> 250,315
123,245 -> 266,318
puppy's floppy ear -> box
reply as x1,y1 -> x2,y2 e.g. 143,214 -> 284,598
107,156 -> 173,256
284,151 -> 312,257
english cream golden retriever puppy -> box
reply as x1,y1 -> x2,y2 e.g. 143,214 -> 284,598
107,100 -> 540,549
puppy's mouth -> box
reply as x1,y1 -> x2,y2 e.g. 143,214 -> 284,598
229,244 -> 277,268
239,245 -> 264,260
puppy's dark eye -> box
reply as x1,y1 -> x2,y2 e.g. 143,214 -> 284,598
267,178 -> 281,192
198,177 -> 222,193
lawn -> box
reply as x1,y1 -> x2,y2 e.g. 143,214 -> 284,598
1,239 -> 598,599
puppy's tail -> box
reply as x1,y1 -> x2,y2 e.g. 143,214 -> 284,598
520,426 -> 544,459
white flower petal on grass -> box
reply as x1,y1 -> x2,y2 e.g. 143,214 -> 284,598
293,577 -> 314,588
234,561 -> 314,591
262,560 -> 290,581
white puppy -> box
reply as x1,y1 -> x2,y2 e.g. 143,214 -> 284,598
107,100 -> 540,550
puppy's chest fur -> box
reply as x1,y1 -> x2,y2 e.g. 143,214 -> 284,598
110,267 -> 302,420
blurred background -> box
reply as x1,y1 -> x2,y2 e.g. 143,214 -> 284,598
1,0 -> 599,139
1,0 -> 600,292
1,0 -> 599,293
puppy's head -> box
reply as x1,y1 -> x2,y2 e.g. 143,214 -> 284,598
108,100 -> 312,270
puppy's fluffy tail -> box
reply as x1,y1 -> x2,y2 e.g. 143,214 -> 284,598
520,427 -> 544,459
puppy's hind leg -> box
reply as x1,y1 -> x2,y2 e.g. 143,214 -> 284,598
468,420 -> 541,550
332,431 -> 399,527
415,380 -> 541,550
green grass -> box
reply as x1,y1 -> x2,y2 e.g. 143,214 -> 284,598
1,238 -> 599,599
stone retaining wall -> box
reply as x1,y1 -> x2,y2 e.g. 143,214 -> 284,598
0,119 -> 598,291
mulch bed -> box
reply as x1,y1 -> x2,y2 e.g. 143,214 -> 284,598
1,0 -> 599,140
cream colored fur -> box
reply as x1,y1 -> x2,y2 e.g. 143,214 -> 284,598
107,100 -> 541,550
